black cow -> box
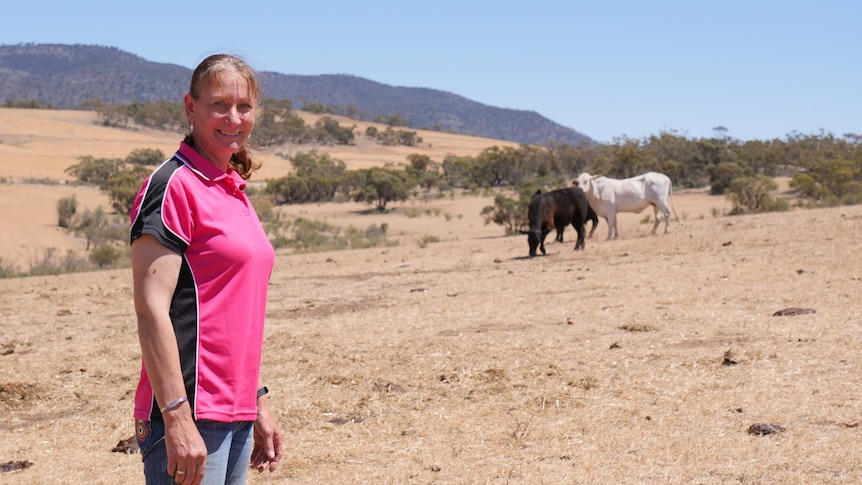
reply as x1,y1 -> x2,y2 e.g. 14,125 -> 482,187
555,204 -> 599,242
521,187 -> 590,257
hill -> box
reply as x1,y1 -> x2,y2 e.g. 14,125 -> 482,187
0,43 -> 593,146
0,106 -> 528,270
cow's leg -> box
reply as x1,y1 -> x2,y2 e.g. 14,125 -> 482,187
650,203 -> 662,234
661,202 -> 671,234
653,201 -> 671,234
606,211 -> 618,240
573,220 -> 586,251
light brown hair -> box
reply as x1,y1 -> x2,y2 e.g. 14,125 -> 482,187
185,54 -> 262,180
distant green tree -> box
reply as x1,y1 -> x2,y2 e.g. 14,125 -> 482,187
344,104 -> 363,120
265,151 -> 347,204
351,168 -> 412,211
313,116 -> 355,145
384,114 -> 409,127
94,103 -> 131,128
442,154 -> 474,188
302,101 -> 325,114
125,148 -> 165,166
254,98 -> 305,146
4,99 -> 53,109
396,130 -> 420,146
789,158 -> 862,206
103,166 -> 150,214
708,162 -> 749,195
65,156 -> 123,186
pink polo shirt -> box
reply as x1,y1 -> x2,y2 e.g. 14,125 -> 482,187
130,142 -> 275,422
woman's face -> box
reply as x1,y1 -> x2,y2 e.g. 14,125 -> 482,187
184,71 -> 256,169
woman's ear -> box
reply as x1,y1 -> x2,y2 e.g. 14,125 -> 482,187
183,93 -> 196,126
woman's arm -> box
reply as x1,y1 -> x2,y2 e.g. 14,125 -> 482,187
132,235 -> 207,484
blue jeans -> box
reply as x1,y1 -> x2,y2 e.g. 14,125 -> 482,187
137,419 -> 254,485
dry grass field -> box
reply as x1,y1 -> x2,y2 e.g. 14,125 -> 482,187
3,108 -> 862,484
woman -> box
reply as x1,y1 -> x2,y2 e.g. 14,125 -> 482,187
130,54 -> 282,485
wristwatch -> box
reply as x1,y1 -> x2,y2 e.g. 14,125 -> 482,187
256,386 -> 269,399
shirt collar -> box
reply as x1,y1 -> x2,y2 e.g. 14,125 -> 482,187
177,141 -> 247,190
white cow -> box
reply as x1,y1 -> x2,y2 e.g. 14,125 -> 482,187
575,172 -> 678,240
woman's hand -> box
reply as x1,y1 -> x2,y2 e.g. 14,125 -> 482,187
251,396 -> 283,473
164,404 -> 207,484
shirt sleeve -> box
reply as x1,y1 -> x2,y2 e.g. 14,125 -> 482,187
130,162 -> 193,254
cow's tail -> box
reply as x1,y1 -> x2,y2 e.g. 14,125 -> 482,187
669,180 -> 680,223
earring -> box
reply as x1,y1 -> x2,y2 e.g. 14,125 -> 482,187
189,123 -> 194,132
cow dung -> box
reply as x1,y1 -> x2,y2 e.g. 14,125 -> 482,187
0,460 -> 33,473
772,307 -> 816,317
748,423 -> 785,436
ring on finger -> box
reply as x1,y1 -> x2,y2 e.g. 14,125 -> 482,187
176,470 -> 186,475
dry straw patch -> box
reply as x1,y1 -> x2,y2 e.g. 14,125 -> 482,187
3,109 -> 862,483
3,202 -> 862,483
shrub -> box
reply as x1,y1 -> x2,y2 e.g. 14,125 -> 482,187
57,195 -> 77,228
481,193 -> 525,236
418,234 -> 440,248
0,258 -> 20,278
89,243 -> 121,268
727,176 -> 789,215
28,248 -> 91,276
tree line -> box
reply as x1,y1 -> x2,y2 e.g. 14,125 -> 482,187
63,126 -> 862,219
49,96 -> 862,255
43,122 -> 862,274
82,99 -> 422,148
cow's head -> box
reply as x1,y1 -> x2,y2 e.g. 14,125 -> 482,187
526,229 -> 542,257
576,173 -> 595,193
518,227 -> 543,257
520,189 -> 546,256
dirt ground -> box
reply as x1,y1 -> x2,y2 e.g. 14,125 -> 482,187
3,109 -> 862,483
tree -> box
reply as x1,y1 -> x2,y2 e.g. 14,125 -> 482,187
102,166 -> 150,214
351,168 -> 412,211
65,156 -> 123,186
480,193 -> 526,235
344,104 -> 363,120
442,155 -> 474,189
302,101 -> 325,114
708,162 -> 748,195
125,148 -> 165,166
265,151 -> 347,204
313,116 -> 355,145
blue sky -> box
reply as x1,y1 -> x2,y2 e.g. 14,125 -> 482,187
2,0 -> 858,143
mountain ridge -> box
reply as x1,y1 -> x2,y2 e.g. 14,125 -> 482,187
0,43 -> 593,146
